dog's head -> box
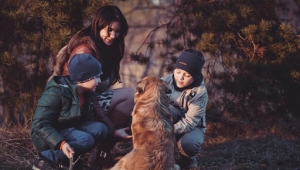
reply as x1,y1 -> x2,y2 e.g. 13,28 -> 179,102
135,76 -> 171,99
133,76 -> 171,118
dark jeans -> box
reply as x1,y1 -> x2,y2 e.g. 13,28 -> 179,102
40,121 -> 107,163
176,127 -> 204,157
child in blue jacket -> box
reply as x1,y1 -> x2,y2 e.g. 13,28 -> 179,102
162,49 -> 208,170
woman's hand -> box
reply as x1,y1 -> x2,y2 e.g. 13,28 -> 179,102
115,127 -> 132,139
61,142 -> 74,158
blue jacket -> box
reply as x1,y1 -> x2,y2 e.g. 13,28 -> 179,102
162,74 -> 208,134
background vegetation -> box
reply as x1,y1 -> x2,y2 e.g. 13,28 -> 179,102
0,0 -> 299,169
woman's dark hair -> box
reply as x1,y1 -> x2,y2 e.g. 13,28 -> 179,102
91,5 -> 128,43
89,5 -> 128,84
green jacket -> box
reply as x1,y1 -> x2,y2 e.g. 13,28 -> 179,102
31,76 -> 94,152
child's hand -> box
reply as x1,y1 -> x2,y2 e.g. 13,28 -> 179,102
61,142 -> 74,158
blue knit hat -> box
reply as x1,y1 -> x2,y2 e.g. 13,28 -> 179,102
175,49 -> 205,78
68,54 -> 102,83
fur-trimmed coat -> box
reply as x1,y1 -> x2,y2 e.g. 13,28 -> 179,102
50,29 -> 118,94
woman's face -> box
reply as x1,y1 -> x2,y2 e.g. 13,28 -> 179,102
173,68 -> 194,88
99,21 -> 121,46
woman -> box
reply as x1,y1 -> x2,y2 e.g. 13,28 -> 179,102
51,5 -> 134,129
50,5 -> 134,168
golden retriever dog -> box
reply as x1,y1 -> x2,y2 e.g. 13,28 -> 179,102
110,76 -> 180,170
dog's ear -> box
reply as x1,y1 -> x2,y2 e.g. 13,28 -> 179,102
136,86 -> 144,94
136,80 -> 146,94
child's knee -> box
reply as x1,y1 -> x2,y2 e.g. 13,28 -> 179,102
86,135 -> 95,150
83,121 -> 108,139
71,132 -> 102,153
177,135 -> 203,157
178,141 -> 201,157
93,122 -> 108,139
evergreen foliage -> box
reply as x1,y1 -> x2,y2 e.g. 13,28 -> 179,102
132,0 -> 300,120
0,0 -> 113,126
1,0 -> 300,127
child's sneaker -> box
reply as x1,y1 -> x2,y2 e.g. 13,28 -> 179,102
32,155 -> 59,170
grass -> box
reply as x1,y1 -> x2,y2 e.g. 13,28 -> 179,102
198,136 -> 300,170
0,127 -> 35,170
0,118 -> 300,170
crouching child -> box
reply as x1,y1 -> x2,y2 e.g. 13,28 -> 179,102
31,54 -> 130,170
162,49 -> 208,170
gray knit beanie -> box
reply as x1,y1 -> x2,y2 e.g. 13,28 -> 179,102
68,54 -> 102,83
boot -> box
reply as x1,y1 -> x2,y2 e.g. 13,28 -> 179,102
86,142 -> 115,169
32,154 -> 60,170
110,141 -> 133,158
177,155 -> 198,170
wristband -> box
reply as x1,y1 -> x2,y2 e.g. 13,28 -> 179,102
60,141 -> 66,150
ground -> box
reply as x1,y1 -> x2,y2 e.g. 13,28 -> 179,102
0,119 -> 299,170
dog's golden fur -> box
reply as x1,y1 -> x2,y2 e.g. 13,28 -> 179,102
110,76 -> 180,170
